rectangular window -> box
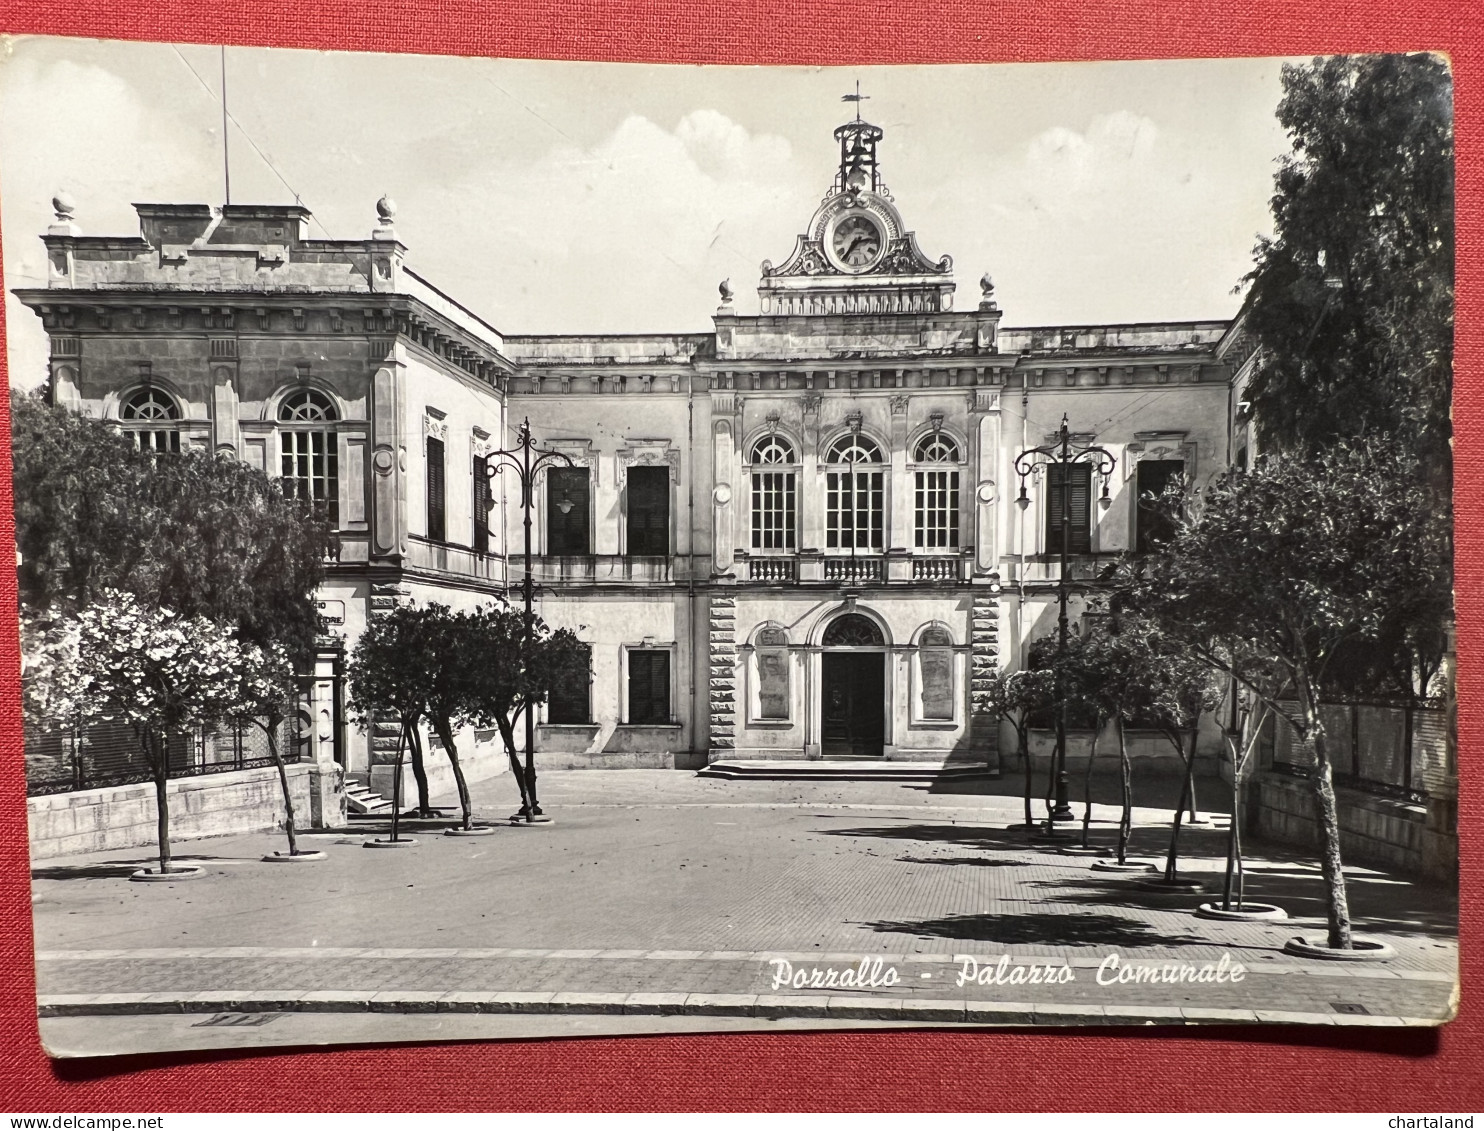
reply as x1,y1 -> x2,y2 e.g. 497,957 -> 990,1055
547,644 -> 592,724
426,436 -> 446,543
626,466 -> 669,556
472,454 -> 491,554
547,467 -> 590,555
914,469 -> 960,549
826,470 -> 884,550
1045,464 -> 1091,555
751,471 -> 796,550
627,649 -> 671,724
1135,459 -> 1184,553
281,429 -> 339,527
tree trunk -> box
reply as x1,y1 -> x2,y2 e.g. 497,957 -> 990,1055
407,723 -> 433,816
1303,695 -> 1354,949
521,704 -> 541,817
496,715 -> 532,817
1221,725 -> 1241,910
263,713 -> 299,856
1080,721 -> 1102,849
435,716 -> 474,830
1187,723 -> 1202,821
1163,725 -> 1198,881
140,728 -> 172,874
1116,716 -> 1133,865
389,721 -> 407,842
1018,723 -> 1034,831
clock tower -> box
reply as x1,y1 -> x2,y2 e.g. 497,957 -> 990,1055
755,109 -> 955,317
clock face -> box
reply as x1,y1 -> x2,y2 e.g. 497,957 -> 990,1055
830,214 -> 883,271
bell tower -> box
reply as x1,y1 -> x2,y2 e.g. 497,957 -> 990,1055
755,91 -> 954,318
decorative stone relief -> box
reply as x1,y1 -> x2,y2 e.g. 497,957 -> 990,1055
616,439 -> 681,485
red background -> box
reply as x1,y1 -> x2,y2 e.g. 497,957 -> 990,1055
0,0 -> 1478,1111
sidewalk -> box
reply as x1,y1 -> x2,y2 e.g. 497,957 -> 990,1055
30,770 -> 1459,1037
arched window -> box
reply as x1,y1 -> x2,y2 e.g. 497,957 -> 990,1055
120,388 -> 181,454
917,625 -> 955,720
278,389 -> 339,526
824,434 -> 884,550
749,436 -> 797,550
821,613 -> 885,647
913,431 -> 961,550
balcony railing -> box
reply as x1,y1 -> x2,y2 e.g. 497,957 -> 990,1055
1019,552 -> 1122,584
824,556 -> 883,583
406,535 -> 506,583
911,556 -> 961,582
748,557 -> 796,583
532,555 -> 673,584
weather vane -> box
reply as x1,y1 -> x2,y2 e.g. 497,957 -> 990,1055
842,81 -> 869,121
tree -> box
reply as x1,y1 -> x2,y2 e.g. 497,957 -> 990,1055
463,604 -> 590,823
12,394 -> 334,660
233,643 -> 311,857
52,591 -> 248,875
1064,616 -> 1169,865
1139,631 -> 1224,882
976,665 -> 1057,831
1136,441 -> 1449,947
1243,54 -> 1453,485
346,603 -> 468,824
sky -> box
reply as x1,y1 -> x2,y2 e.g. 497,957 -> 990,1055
0,38 -> 1298,389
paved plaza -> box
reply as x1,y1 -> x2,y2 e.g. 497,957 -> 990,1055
30,770 -> 1458,1053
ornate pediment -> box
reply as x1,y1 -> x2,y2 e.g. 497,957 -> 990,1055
763,232 -> 951,280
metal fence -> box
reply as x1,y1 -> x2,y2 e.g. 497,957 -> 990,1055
1262,701 -> 1451,802
25,715 -> 306,797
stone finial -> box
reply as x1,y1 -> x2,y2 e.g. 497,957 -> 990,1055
373,194 -> 397,240
979,272 -> 998,311
48,190 -> 81,236
718,278 -> 733,304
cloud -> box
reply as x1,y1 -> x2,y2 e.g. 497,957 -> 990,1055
2,54 -> 217,388
421,111 -> 811,332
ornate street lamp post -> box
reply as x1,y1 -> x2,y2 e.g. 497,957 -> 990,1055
486,418 -> 574,821
1015,415 -> 1115,826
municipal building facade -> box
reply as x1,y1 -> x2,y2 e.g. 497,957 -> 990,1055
18,115 -> 1251,798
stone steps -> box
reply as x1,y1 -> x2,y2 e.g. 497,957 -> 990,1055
697,759 -> 995,783
345,783 -> 394,815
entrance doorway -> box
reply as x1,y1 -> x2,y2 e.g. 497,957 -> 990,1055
820,651 -> 886,758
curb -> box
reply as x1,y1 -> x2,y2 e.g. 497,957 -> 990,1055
35,991 -> 1441,1028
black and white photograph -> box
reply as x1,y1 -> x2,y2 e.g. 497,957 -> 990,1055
1,40 -> 1457,1058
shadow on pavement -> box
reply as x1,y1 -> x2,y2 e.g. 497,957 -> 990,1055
31,854 -> 248,881
857,909 -> 1209,948
924,768 -> 1234,816
895,856 -> 1031,868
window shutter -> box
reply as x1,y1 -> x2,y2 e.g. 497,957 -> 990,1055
628,650 -> 670,724
473,455 -> 490,553
1046,464 -> 1092,554
626,466 -> 669,555
426,437 -> 446,543
548,644 -> 591,723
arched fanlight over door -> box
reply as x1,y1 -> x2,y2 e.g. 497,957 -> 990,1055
821,612 -> 886,647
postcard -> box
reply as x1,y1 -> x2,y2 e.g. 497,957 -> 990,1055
2,38 -> 1456,1056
